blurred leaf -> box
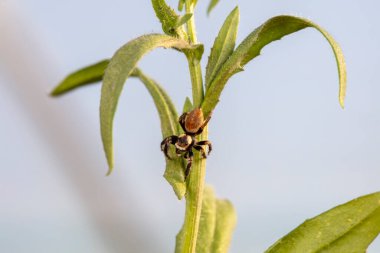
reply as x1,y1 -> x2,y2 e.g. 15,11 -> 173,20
205,7 -> 239,87
50,60 -> 109,96
202,15 -> 347,117
176,186 -> 237,253
100,33 -> 200,175
207,0 -> 220,15
266,192 -> 380,253
210,199 -> 237,253
152,0 -> 188,39
176,13 -> 193,27
175,225 -> 185,253
182,97 -> 193,114
178,0 -> 185,11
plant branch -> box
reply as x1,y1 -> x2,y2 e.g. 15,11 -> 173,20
181,1 -> 207,253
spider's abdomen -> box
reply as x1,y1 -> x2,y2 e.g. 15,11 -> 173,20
185,108 -> 204,134
175,134 -> 192,150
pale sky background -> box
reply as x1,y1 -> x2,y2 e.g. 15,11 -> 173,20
1,0 -> 380,252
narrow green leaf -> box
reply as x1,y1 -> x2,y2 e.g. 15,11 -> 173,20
182,97 -> 193,114
202,15 -> 347,117
51,60 -> 109,96
195,186 -> 217,253
151,0 -> 187,39
133,69 -> 186,199
100,33 -> 197,174
205,7 -> 239,87
178,0 -> 185,11
210,199 -> 237,253
207,0 -> 220,15
134,68 -> 178,137
176,13 -> 193,27
266,192 -> 380,253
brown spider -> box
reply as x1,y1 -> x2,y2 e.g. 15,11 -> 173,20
160,108 -> 212,179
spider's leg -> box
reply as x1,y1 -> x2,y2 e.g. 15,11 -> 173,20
194,111 -> 212,135
184,150 -> 193,179
160,135 -> 178,159
178,112 -> 188,133
193,145 -> 207,158
195,140 -> 212,157
176,148 -> 185,157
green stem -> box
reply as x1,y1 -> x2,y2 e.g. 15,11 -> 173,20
187,54 -> 204,108
181,1 -> 206,253
185,0 -> 204,107
182,129 -> 208,253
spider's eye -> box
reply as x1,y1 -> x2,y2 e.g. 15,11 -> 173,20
177,135 -> 191,148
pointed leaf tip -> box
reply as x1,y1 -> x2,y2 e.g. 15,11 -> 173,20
207,0 -> 221,15
51,60 -> 109,96
205,6 -> 239,87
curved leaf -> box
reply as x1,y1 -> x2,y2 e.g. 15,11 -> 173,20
207,0 -> 220,15
133,69 -> 186,198
100,34 -> 199,174
52,59 -> 187,198
266,192 -> 380,253
50,60 -> 109,96
202,15 -> 347,117
205,6 -> 239,87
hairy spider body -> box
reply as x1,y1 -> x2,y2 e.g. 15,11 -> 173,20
161,108 -> 212,179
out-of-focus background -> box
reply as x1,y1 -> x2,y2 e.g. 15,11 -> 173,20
1,0 -> 379,252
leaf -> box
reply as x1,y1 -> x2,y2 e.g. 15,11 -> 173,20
182,96 -> 193,114
175,225 -> 185,253
151,0 -> 187,39
201,15 -> 347,117
207,0 -> 220,15
178,0 -> 185,11
100,33 -> 199,175
175,186 -> 237,253
176,13 -> 193,27
265,192 -> 380,253
205,6 -> 239,87
50,60 -> 109,96
210,199 -> 237,253
195,186 -> 217,253
133,69 -> 187,199
52,59 -> 187,198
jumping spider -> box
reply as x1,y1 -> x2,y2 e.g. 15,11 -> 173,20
160,108 -> 212,179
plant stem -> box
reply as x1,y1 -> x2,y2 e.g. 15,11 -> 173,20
185,0 -> 204,107
181,1 -> 207,253
182,129 -> 208,253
